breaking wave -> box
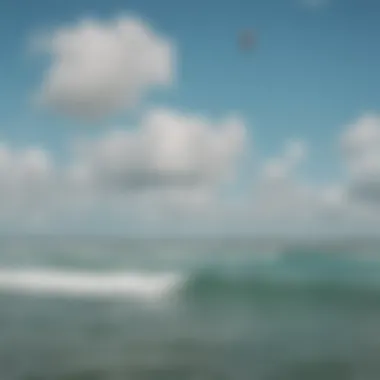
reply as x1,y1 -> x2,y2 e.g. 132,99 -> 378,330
0,263 -> 379,307
0,269 -> 183,300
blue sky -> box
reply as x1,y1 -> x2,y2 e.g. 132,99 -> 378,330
0,0 -> 379,235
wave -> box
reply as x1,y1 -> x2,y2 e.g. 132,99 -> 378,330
0,265 -> 379,307
0,269 -> 183,300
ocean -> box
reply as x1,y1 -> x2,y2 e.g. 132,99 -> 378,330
0,237 -> 380,379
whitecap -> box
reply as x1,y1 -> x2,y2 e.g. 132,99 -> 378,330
0,268 -> 183,301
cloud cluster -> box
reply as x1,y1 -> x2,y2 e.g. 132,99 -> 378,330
3,14 -> 377,235
0,112 -> 379,234
0,107 -> 246,231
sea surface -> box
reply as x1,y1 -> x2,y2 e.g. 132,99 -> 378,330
0,237 -> 380,379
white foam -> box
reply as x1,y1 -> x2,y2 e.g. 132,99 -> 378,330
0,268 -> 182,300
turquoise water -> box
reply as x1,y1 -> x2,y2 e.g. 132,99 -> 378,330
0,238 -> 380,379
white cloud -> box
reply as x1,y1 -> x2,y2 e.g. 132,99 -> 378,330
68,108 -> 246,193
341,113 -> 380,204
34,16 -> 174,119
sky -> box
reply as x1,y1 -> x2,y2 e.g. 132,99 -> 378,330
0,0 -> 379,236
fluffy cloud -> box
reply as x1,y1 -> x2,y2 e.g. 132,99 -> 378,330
67,108 -> 246,193
341,113 -> 380,204
34,16 -> 174,119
